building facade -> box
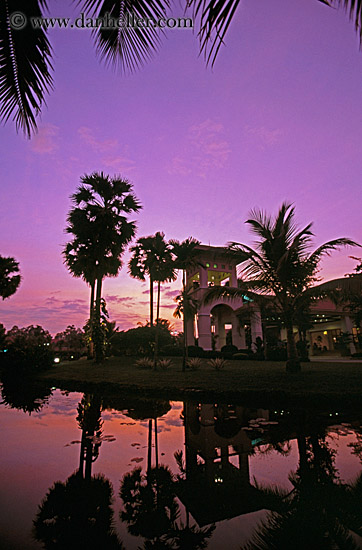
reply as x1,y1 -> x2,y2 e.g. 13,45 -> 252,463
185,245 -> 361,356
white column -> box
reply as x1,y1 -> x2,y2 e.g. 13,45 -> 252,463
232,313 -> 245,349
198,313 -> 212,350
342,315 -> 356,355
231,264 -> 238,287
199,266 -> 208,288
250,307 -> 263,351
186,317 -> 195,346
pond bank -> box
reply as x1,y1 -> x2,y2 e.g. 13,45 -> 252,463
38,356 -> 362,410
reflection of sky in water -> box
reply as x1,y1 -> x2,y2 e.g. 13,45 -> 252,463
0,390 -> 361,549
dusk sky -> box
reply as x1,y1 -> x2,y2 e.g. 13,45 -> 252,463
1,0 -> 362,334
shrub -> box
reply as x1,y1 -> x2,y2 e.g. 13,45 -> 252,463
186,357 -> 203,370
187,345 -> 204,358
232,352 -> 249,360
208,357 -> 227,370
204,350 -> 222,359
221,344 -> 238,354
135,357 -> 153,369
160,345 -> 183,357
266,345 -> 288,361
3,325 -> 53,372
110,321 -> 176,356
158,359 -> 172,370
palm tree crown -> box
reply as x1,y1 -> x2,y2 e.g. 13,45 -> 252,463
0,255 -> 21,300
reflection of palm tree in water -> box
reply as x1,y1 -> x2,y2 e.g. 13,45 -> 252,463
243,424 -> 362,550
33,392 -> 123,548
120,399 -> 215,548
76,393 -> 103,479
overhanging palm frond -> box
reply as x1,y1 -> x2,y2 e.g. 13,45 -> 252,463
187,0 -> 362,68
79,0 -> 169,73
187,0 -> 240,66
0,0 -> 53,136
322,0 -> 362,45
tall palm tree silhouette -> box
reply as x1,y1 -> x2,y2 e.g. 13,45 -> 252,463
65,172 -> 141,362
170,238 -> 202,371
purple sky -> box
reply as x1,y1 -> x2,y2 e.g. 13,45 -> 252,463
1,0 -> 362,334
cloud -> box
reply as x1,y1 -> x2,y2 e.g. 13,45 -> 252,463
105,295 -> 136,308
164,289 -> 180,299
30,124 -> 59,154
244,125 -> 283,149
78,126 -> 135,171
78,126 -> 118,153
168,119 -> 231,178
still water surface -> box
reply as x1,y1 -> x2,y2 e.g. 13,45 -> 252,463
1,383 -> 362,549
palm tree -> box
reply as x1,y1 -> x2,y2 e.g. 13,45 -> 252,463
65,172 -> 141,362
129,232 -> 176,366
242,431 -> 362,550
0,255 -> 21,300
63,239 -> 98,320
129,235 -> 160,326
170,238 -> 201,371
33,472 -> 123,549
2,1 -> 362,136
173,288 -> 199,370
150,234 -> 177,368
205,203 -> 359,372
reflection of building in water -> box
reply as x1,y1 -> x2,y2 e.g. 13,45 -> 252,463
176,402 -> 270,526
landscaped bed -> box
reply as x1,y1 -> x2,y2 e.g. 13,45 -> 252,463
39,356 -> 362,409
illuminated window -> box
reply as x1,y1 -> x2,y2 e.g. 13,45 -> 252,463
206,262 -> 210,267
213,264 -> 217,268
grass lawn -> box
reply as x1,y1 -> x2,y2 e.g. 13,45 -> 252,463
40,356 -> 362,409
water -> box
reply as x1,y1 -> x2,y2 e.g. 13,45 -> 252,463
1,382 -> 362,549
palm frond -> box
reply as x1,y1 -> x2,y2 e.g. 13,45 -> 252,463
321,0 -> 362,45
187,0 -> 240,66
78,0 -> 169,74
307,238 -> 360,271
0,0 -> 53,136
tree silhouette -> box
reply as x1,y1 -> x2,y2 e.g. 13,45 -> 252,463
170,238 -> 201,371
0,255 -> 21,300
64,172 -> 141,362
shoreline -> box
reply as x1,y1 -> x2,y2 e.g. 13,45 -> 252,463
37,356 -> 362,410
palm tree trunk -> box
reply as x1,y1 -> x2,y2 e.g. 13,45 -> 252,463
89,280 -> 95,319
285,317 -> 301,372
155,417 -> 159,469
94,277 -> 103,363
153,281 -> 161,369
150,276 -> 154,326
182,270 -> 187,372
147,419 -> 152,474
88,280 -> 95,359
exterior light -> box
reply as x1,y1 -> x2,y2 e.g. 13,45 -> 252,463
213,264 -> 217,268
54,357 -> 60,364
323,331 -> 328,335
